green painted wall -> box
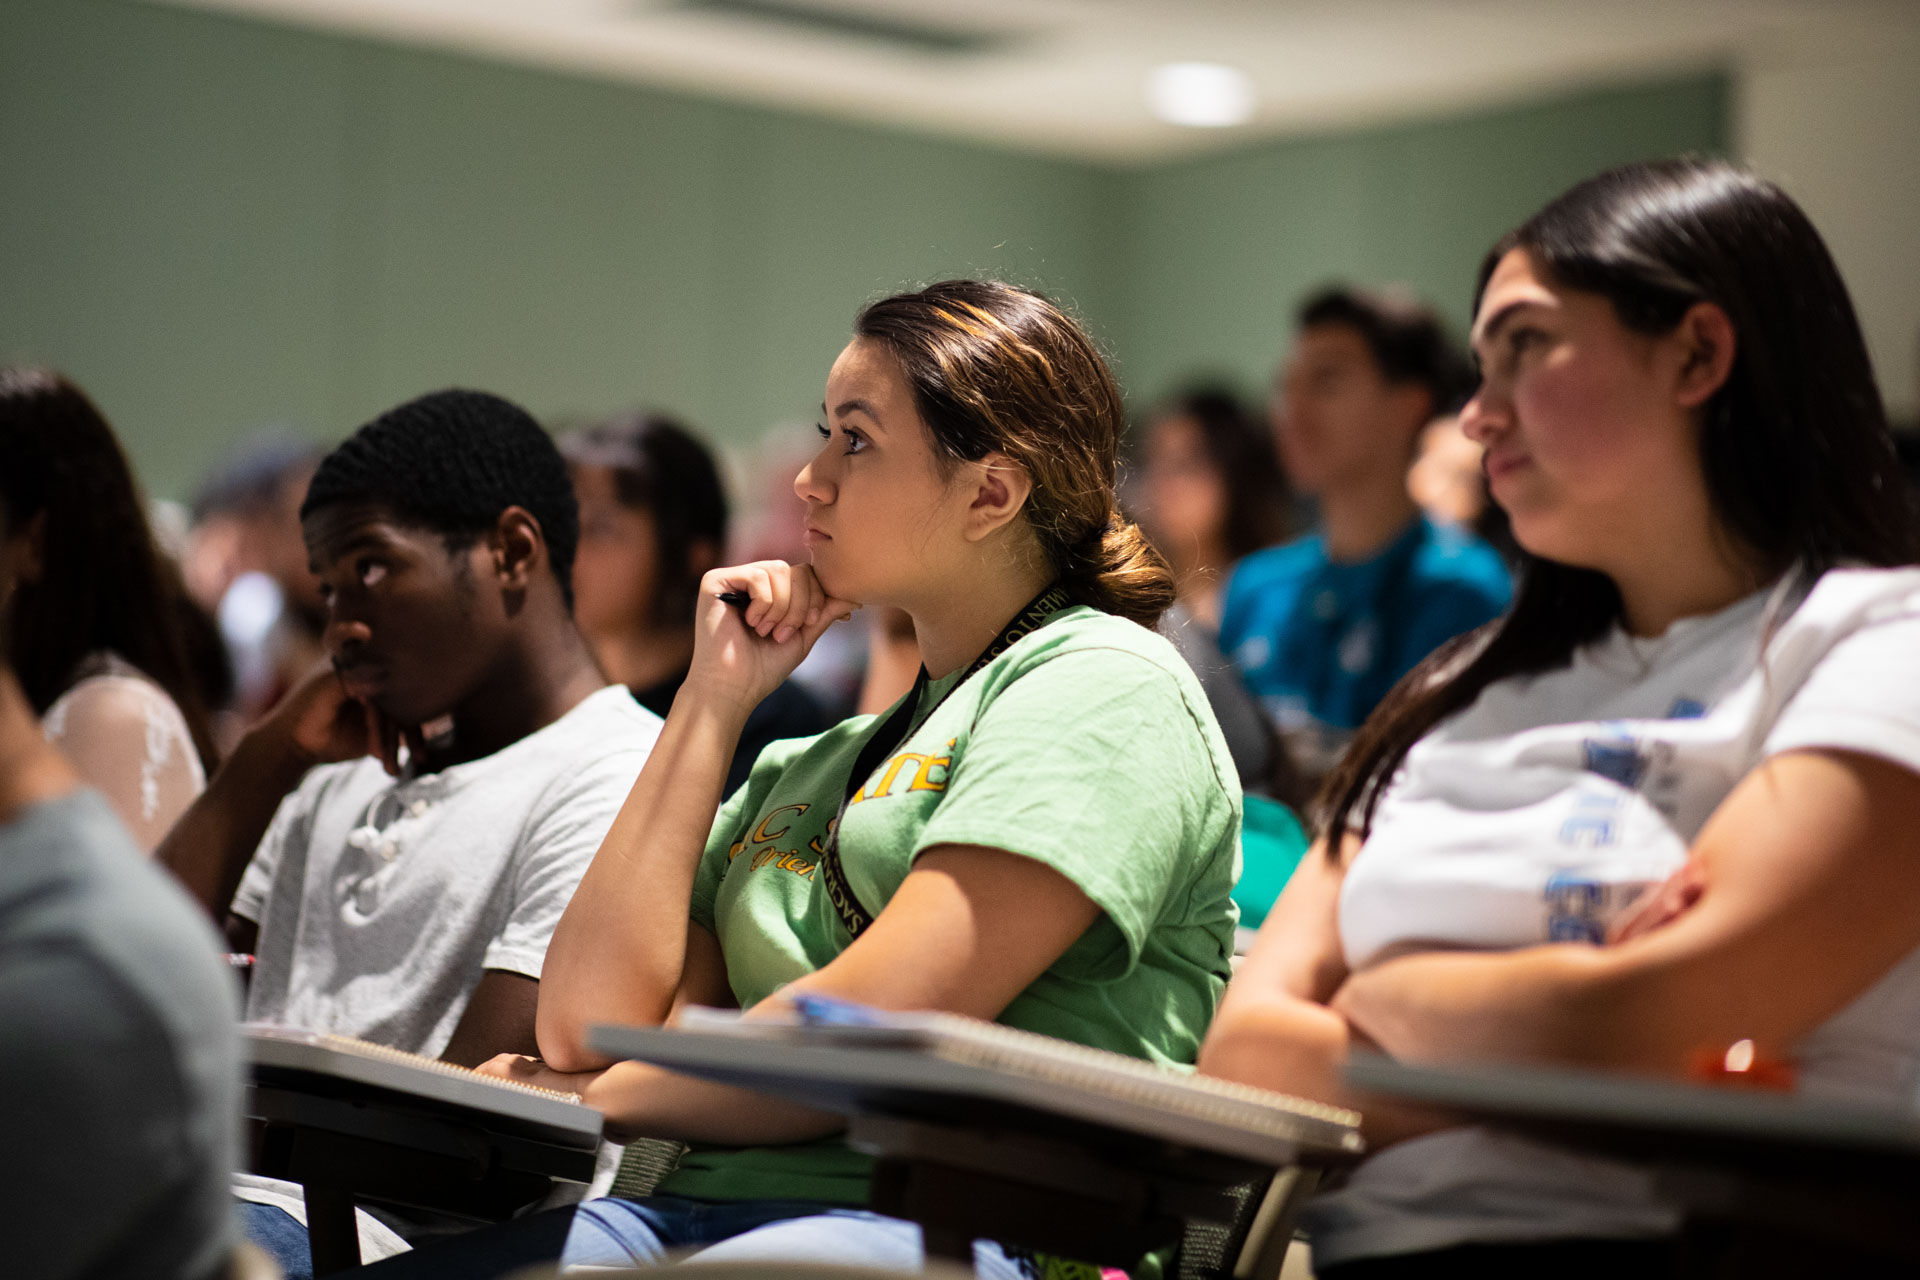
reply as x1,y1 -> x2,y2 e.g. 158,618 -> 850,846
0,0 -> 1125,499
1112,77 -> 1729,406
0,0 -> 1725,501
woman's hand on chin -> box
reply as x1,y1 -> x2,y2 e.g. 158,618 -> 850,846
688,561 -> 859,716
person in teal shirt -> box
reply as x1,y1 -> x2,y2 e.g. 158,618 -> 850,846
364,281 -> 1240,1279
1219,288 -> 1511,784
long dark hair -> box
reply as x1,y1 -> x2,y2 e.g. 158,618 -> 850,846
0,370 -> 220,772
1321,158 -> 1920,840
855,280 -> 1177,628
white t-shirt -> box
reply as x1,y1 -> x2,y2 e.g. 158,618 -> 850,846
1306,566 -> 1920,1266
232,685 -> 661,1056
45,663 -> 206,853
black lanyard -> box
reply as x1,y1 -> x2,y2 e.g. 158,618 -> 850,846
817,583 -> 1070,940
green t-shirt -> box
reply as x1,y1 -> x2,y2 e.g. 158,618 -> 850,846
659,605 -> 1242,1205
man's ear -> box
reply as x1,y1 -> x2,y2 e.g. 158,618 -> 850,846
961,452 -> 1034,544
489,506 -> 546,595
1672,301 -> 1738,410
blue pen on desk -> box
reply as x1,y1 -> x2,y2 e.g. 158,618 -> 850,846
789,993 -> 891,1027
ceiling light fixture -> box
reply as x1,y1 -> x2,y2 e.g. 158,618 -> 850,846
1146,62 -> 1255,128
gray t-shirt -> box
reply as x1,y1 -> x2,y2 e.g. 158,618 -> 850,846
0,789 -> 241,1280
232,685 -> 661,1056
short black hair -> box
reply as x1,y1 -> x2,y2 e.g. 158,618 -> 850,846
560,413 -> 727,629
302,389 -> 579,610
1297,286 -> 1474,416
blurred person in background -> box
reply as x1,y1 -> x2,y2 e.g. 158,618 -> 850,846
729,426 -> 870,719
1408,413 -> 1517,565
565,413 -> 826,795
1134,387 -> 1309,818
853,605 -> 920,715
1219,287 -> 1511,784
1406,413 -> 1484,530
0,369 -> 220,851
184,433 -> 327,740
1136,386 -> 1296,627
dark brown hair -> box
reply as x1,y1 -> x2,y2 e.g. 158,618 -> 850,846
1319,158 -> 1920,843
854,280 -> 1176,628
1298,285 -> 1475,418
1150,386 -> 1296,560
0,369 -> 220,772
561,413 -> 727,629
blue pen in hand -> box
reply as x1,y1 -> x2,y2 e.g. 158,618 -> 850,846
788,993 -> 889,1027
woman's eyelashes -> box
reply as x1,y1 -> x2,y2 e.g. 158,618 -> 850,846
814,422 -> 868,455
1500,327 -> 1549,373
1475,326 -> 1548,382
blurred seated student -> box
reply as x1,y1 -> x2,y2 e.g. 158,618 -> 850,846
184,433 -> 327,743
729,427 -> 870,720
1200,159 -> 1920,1277
1136,387 -> 1310,808
1408,412 -> 1517,566
0,369 -> 220,851
1136,387 -> 1295,629
0,482 -> 242,1278
853,605 -> 920,714
157,389 -> 661,1067
1218,288 -> 1511,784
564,414 -> 826,796
356,280 -> 1241,1278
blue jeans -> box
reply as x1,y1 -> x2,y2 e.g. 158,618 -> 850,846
347,1195 -> 1033,1277
238,1202 -> 320,1280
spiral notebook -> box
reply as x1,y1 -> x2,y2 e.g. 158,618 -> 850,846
246,1024 -> 603,1150
589,1002 -> 1362,1168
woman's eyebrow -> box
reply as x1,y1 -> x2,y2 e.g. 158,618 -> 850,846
828,398 -> 885,430
1470,299 -> 1536,354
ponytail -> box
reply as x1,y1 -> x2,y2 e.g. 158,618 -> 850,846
1058,510 -> 1177,629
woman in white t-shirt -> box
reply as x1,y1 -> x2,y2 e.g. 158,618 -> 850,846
1201,157 -> 1920,1276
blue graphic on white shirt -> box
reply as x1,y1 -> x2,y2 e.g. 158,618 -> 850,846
1552,724 -> 1682,941
1666,697 -> 1707,719
1558,789 -> 1622,848
1544,871 -> 1611,944
1581,727 -> 1649,788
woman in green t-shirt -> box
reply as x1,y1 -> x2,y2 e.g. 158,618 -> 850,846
365,281 -> 1242,1278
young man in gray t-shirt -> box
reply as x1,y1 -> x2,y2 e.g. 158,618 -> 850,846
160,390 -> 661,1064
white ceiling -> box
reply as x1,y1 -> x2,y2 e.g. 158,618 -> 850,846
145,0 -> 1915,164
